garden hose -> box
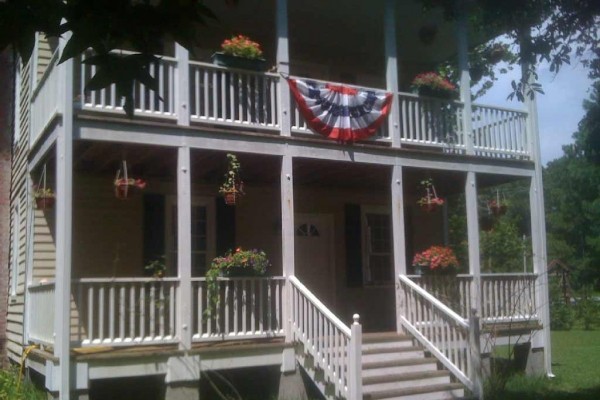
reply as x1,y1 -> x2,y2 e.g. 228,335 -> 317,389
17,344 -> 39,390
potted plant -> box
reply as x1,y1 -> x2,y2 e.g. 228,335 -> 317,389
33,187 -> 55,210
114,160 -> 146,200
412,245 -> 459,275
417,179 -> 444,212
219,153 -> 244,206
211,34 -> 266,71
114,177 -> 147,199
205,247 -> 270,318
488,198 -> 508,217
411,72 -> 457,99
144,256 -> 167,278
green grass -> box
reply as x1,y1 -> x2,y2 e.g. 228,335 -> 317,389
487,329 -> 600,400
0,367 -> 46,400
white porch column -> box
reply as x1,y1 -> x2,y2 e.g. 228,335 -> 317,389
276,0 -> 292,137
456,1 -> 474,155
177,146 -> 193,350
54,39 -> 74,400
391,165 -> 407,332
465,172 -> 481,315
522,31 -> 552,375
280,154 -> 295,342
175,44 -> 190,127
384,0 -> 401,146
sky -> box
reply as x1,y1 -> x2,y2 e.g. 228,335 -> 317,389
478,61 -> 594,166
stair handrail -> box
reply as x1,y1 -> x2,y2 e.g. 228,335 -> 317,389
288,276 -> 362,400
398,274 -> 482,398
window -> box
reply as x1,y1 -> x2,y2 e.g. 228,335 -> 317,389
10,205 -> 20,296
362,207 -> 393,284
166,197 -> 215,277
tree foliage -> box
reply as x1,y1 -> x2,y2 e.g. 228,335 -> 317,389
545,81 -> 600,288
422,0 -> 600,100
0,0 -> 231,116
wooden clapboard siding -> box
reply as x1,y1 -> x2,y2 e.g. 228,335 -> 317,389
6,58 -> 32,363
32,209 -> 56,282
36,35 -> 56,82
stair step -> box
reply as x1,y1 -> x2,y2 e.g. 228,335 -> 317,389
363,332 -> 413,343
363,382 -> 464,400
362,346 -> 425,363
362,332 -> 414,351
363,370 -> 451,393
362,357 -> 438,377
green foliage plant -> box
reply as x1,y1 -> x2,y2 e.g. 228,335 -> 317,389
205,248 -> 270,318
0,367 -> 45,400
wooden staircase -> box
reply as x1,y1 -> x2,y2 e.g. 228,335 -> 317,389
362,332 -> 464,400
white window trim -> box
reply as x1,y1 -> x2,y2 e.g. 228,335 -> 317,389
10,204 -> 20,297
361,205 -> 393,286
165,196 -> 216,276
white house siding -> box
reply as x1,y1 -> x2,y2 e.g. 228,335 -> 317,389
6,59 -> 32,363
36,35 -> 56,82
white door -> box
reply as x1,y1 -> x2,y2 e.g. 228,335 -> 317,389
295,214 -> 335,308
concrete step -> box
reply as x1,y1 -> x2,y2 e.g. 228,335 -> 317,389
362,357 -> 438,377
363,382 -> 465,400
362,346 -> 425,363
363,370 -> 452,394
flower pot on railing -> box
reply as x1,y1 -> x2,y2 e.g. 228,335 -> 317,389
211,52 -> 267,71
212,35 -> 267,71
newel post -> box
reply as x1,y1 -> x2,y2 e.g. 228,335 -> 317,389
349,314 -> 363,400
469,308 -> 483,399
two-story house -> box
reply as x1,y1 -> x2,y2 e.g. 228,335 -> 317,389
5,0 -> 551,399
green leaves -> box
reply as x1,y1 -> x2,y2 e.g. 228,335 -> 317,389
0,0 -> 227,117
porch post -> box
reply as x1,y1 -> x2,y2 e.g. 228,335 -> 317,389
456,0 -> 474,155
522,30 -> 552,375
281,154 -> 295,343
177,146 -> 193,350
54,37 -> 75,400
465,172 -> 481,316
391,164 -> 407,332
384,0 -> 401,146
175,44 -> 190,127
276,0 -> 292,137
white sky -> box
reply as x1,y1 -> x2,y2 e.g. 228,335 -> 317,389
478,61 -> 594,165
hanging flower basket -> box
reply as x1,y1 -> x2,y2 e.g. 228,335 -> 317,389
114,161 -> 146,200
488,199 -> 507,216
34,188 -> 55,210
417,179 -> 444,212
219,154 -> 245,206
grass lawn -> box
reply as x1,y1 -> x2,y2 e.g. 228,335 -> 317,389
492,329 -> 600,400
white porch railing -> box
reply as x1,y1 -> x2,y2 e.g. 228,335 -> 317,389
398,93 -> 465,151
289,276 -> 362,400
30,50 -> 62,145
72,278 -> 179,346
409,273 -> 539,322
189,62 -> 281,130
398,275 -> 482,396
191,277 -> 286,341
472,104 -> 529,158
79,50 -> 178,118
28,282 -> 56,346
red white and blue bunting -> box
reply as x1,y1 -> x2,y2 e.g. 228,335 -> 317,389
286,77 -> 393,142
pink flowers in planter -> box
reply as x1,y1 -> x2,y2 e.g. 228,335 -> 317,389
221,35 -> 263,60
412,245 -> 459,273
411,72 -> 457,99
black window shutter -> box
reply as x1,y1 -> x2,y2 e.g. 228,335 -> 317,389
345,204 -> 363,287
216,198 -> 236,256
143,194 -> 166,268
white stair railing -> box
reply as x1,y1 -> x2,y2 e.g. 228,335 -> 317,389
289,276 -> 362,400
398,274 -> 482,398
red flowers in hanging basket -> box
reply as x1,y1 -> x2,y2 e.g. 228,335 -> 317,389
114,178 -> 146,200
221,184 -> 244,206
488,199 -> 507,216
219,154 -> 245,206
34,187 -> 55,210
417,179 -> 444,212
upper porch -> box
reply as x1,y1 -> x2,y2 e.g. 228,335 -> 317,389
27,0 -> 533,165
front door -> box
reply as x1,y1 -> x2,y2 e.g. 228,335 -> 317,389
295,214 -> 335,309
